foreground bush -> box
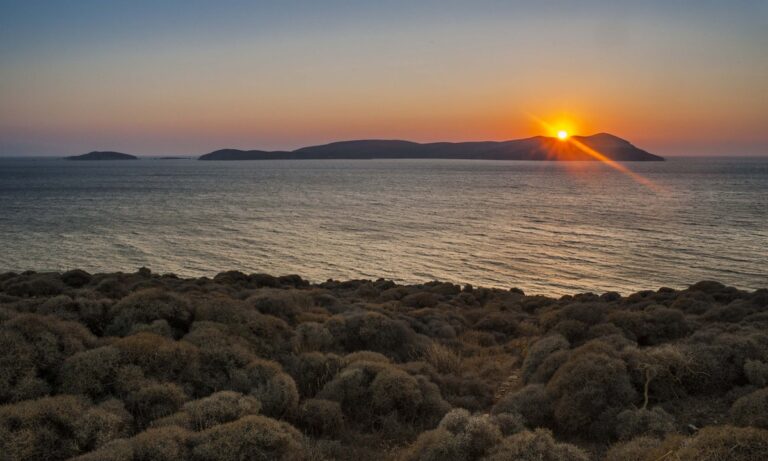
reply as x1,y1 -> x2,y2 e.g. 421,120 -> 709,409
0,270 -> 766,460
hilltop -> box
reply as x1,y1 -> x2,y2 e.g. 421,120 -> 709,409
199,133 -> 664,161
66,151 -> 138,161
0,269 -> 765,460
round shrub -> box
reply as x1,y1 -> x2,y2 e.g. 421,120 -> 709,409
0,394 -> 89,461
546,352 -> 637,434
190,415 -> 305,461
744,360 -> 768,387
183,391 -> 262,431
61,269 -> 92,288
484,428 -> 590,461
401,410 -> 502,461
107,289 -> 193,338
615,407 -> 676,440
370,367 -> 423,420
74,399 -> 133,452
235,359 -> 299,419
59,345 -> 122,398
521,335 -> 569,383
298,398 -> 344,437
676,425 -> 768,460
126,382 -> 188,427
131,425 -> 192,461
285,352 -> 344,398
605,436 -> 662,461
492,384 -> 553,429
731,387 -> 768,429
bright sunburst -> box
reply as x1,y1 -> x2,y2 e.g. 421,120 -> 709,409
557,130 -> 569,140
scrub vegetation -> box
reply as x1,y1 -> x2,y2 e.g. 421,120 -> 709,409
1,269 -> 767,460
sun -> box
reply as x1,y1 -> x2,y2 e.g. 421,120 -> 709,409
557,130 -> 569,140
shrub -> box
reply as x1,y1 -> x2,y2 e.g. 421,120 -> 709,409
298,398 -> 344,437
400,410 -> 502,461
546,352 -> 637,434
318,361 -> 449,430
605,436 -> 662,461
190,415 -> 305,461
731,387 -> 768,429
3,314 -> 95,382
248,289 -> 314,323
0,329 -> 49,402
521,335 -> 569,383
131,425 -> 192,461
183,391 -> 262,431
285,352 -> 344,398
126,382 -> 188,427
744,360 -> 768,387
0,394 -> 89,461
293,322 -> 334,352
74,399 -> 133,452
326,312 -> 422,361
61,269 -> 92,288
615,407 -> 676,440
492,384 -> 553,429
233,359 -> 299,419
112,333 -> 200,386
182,322 -> 257,395
59,345 -> 122,398
484,428 -> 590,461
423,342 -> 462,374
107,289 -> 193,337
675,425 -> 768,460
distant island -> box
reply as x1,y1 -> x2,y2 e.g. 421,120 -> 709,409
199,133 -> 664,161
66,151 -> 138,161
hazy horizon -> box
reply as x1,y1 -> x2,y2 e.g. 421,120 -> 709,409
2,1 -> 767,157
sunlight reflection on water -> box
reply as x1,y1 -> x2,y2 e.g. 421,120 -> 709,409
0,157 -> 766,295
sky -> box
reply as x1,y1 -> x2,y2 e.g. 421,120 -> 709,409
1,0 -> 767,156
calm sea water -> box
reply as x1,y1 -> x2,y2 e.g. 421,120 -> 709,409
0,157 -> 766,295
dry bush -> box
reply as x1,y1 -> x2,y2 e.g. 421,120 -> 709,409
233,358 -> 299,419
298,398 -> 344,437
484,428 -> 589,461
423,342 -> 462,374
615,407 -> 676,440
285,352 -> 345,398
293,322 -> 335,353
248,289 -> 314,323
157,391 -> 262,431
126,382 -> 188,427
744,359 -> 768,387
0,394 -> 90,461
326,312 -> 423,361
605,436 -> 662,461
399,409 -> 502,461
731,387 -> 768,429
107,288 -> 193,338
59,345 -> 122,398
492,384 -> 553,429
675,425 -> 768,460
546,351 -> 637,435
190,415 -> 305,461
112,332 -> 200,386
521,335 -> 569,384
131,425 -> 192,461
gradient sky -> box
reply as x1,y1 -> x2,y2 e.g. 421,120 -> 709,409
1,0 -> 767,156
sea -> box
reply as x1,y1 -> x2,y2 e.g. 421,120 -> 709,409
0,157 -> 766,296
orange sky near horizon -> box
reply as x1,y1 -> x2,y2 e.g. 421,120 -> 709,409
1,1 -> 767,156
